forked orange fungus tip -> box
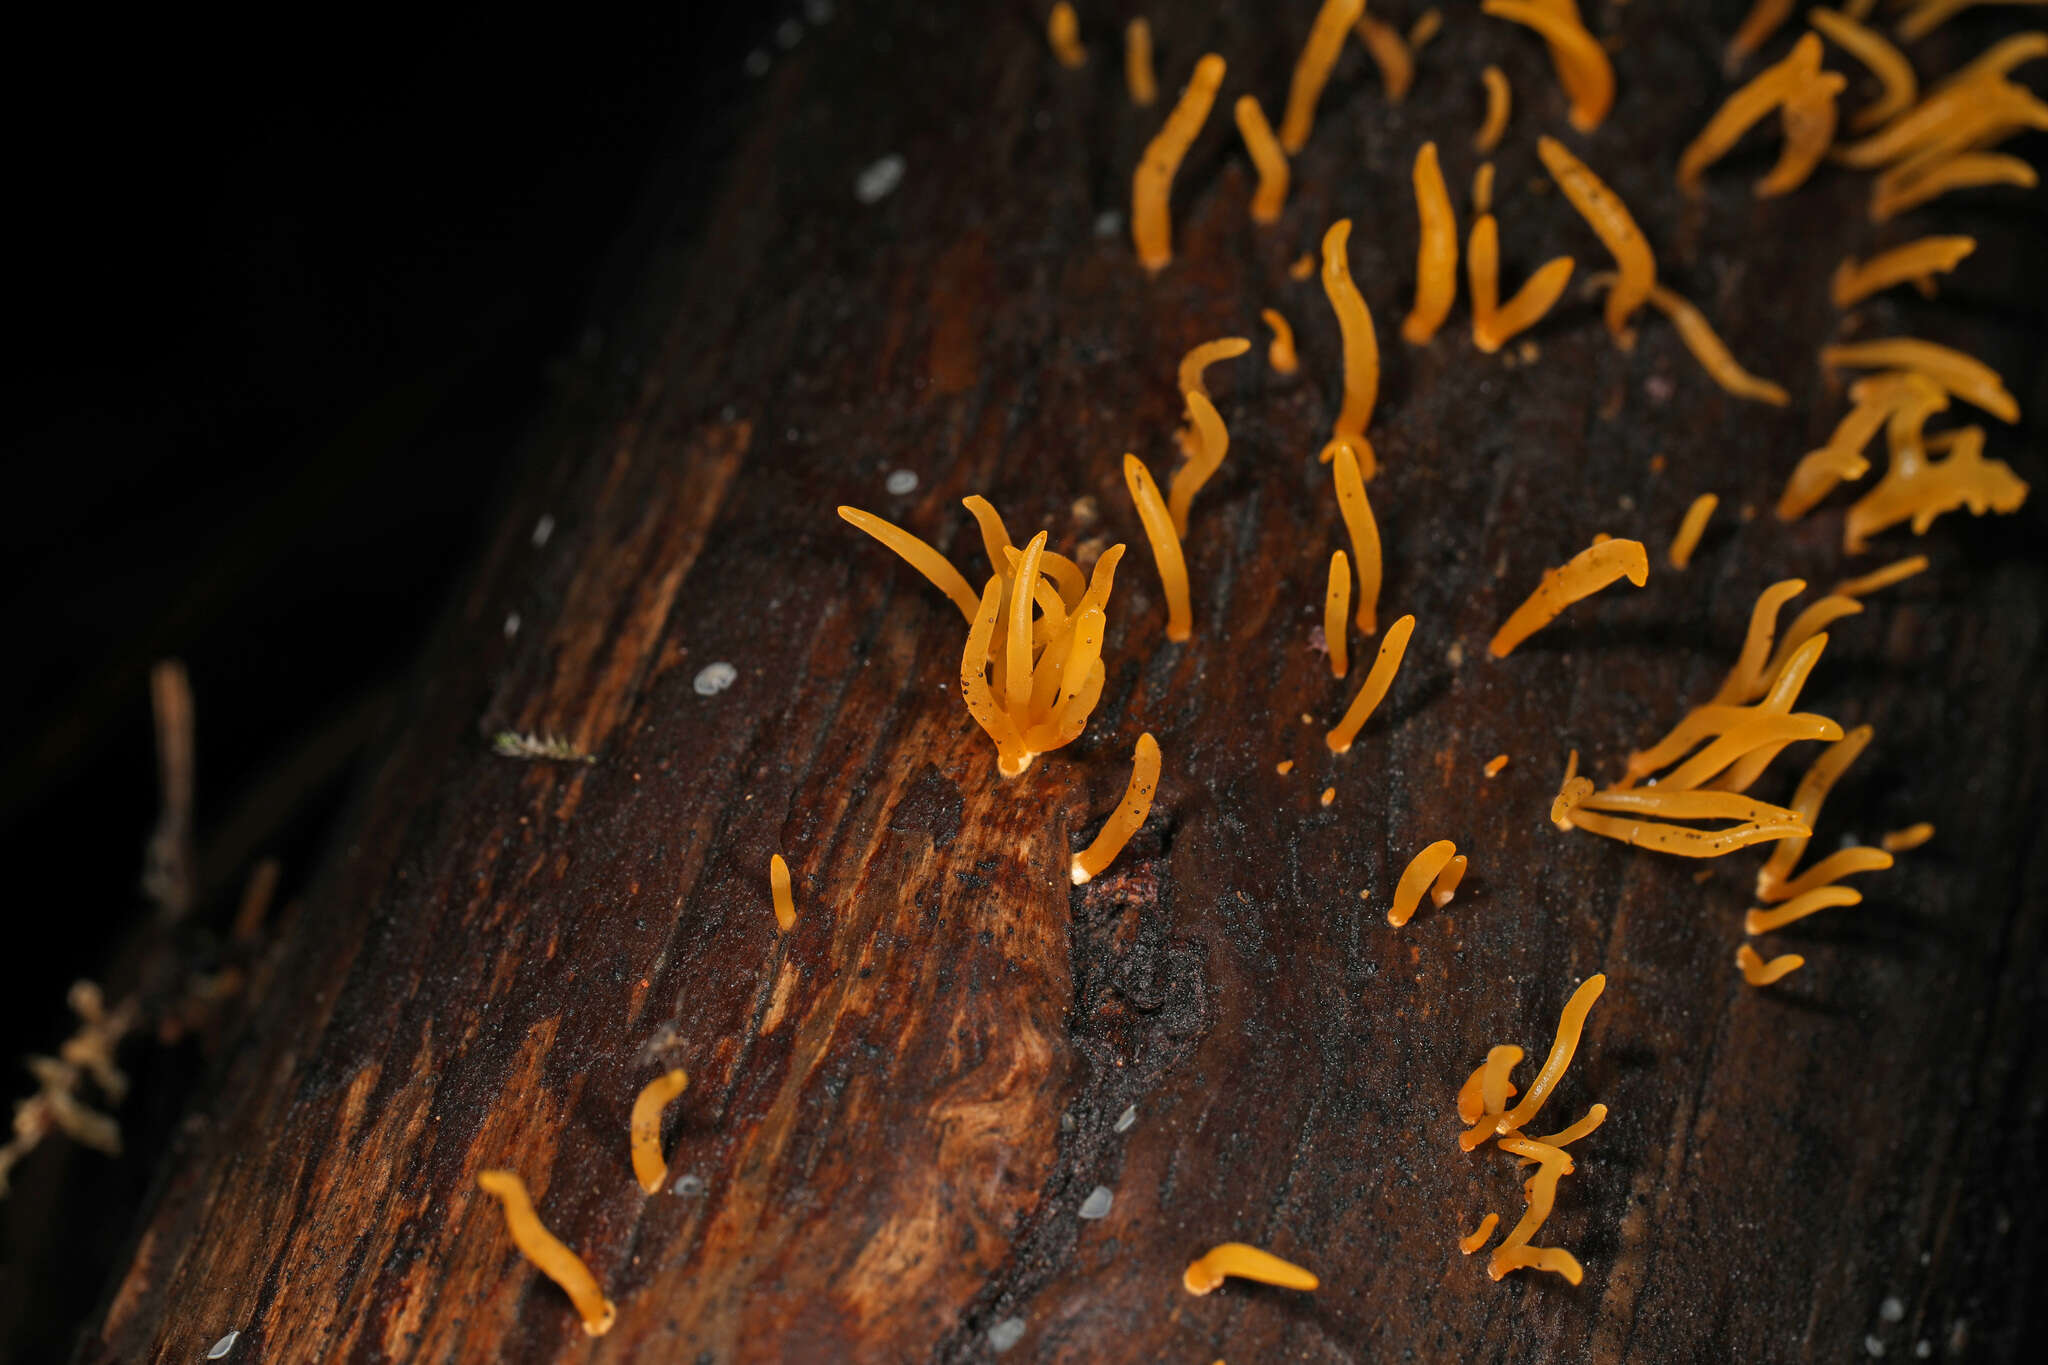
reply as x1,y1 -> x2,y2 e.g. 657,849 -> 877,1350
1736,943 -> 1805,985
476,1170 -> 617,1336
1182,1242 -> 1320,1296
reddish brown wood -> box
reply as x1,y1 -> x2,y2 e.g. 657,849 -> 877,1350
83,4 -> 2045,1362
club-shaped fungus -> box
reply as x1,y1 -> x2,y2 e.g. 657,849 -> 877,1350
1169,391 -> 1233,535
1048,2 -> 1086,68
1319,220 -> 1383,472
1431,853 -> 1469,908
1355,15 -> 1414,103
1736,944 -> 1805,985
1124,454 -> 1192,642
1635,283 -> 1790,406
1884,822 -> 1935,852
1668,494 -> 1718,569
1822,337 -> 2021,422
1262,308 -> 1299,373
1809,7 -> 1917,130
1467,213 -> 1574,354
1488,538 -> 1648,658
1833,554 -> 1928,599
1485,754 -> 1510,777
475,1170 -> 616,1336
1325,551 -> 1351,678
1537,137 -> 1653,344
1755,725 -> 1871,899
1132,54 -> 1226,272
1831,237 -> 1975,308
1745,884 -> 1863,935
1234,96 -> 1289,222
1126,17 -> 1156,105
1326,613 -> 1415,754
1482,0 -> 1612,130
630,1069 -> 690,1194
1279,0 -> 1366,152
1182,1242 -> 1321,1295
1727,0 -> 1794,69
1874,154 -> 2038,222
1472,161 -> 1496,214
1401,142 -> 1458,345
1071,732 -> 1162,884
769,854 -> 796,932
1330,442 -> 1383,633
1411,8 -> 1443,48
1389,839 -> 1458,926
1460,1212 -> 1500,1254
838,506 -> 981,620
1475,66 -> 1511,152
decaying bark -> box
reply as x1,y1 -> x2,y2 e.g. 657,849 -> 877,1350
81,3 -> 2046,1361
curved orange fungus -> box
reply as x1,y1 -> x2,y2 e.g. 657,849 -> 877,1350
1183,1242 -> 1321,1295
1132,54 -> 1227,272
1327,614 -> 1415,754
1234,96 -> 1290,223
1475,66 -> 1511,153
1072,732 -> 1162,884
1737,944 -> 1806,985
1831,236 -> 1976,309
1537,137 -> 1653,344
1482,0 -> 1613,131
476,1170 -> 617,1336
1401,142 -> 1459,345
1319,220 -> 1382,472
1488,538 -> 1649,658
1280,0 -> 1366,152
630,1069 -> 690,1194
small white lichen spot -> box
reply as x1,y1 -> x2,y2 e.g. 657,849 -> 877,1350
530,514 -> 555,547
988,1318 -> 1027,1354
886,469 -> 919,495
694,662 -> 739,697
1078,1185 -> 1113,1219
1093,210 -> 1124,238
856,154 -> 906,204
1114,1104 -> 1137,1132
207,1332 -> 239,1360
1881,1298 -> 1906,1324
1866,1336 -> 1886,1358
673,1174 -> 706,1196
503,613 -> 520,639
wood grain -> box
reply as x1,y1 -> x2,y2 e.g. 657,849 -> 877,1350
83,3 -> 2045,1362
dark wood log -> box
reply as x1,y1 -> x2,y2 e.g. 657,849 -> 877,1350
82,3 -> 2046,1361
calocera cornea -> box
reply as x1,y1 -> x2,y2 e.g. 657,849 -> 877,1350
1474,66 -> 1511,153
1355,14 -> 1414,103
1831,236 -> 1975,309
1668,494 -> 1718,570
1329,442 -> 1382,633
1261,308 -> 1299,374
1234,96 -> 1289,223
1279,0 -> 1366,152
1808,7 -> 1917,131
1125,17 -> 1156,106
1326,614 -> 1416,754
1401,142 -> 1458,345
1537,137 -> 1653,344
1182,1242 -> 1320,1295
1047,2 -> 1085,69
1488,538 -> 1648,658
1071,732 -> 1162,884
630,1069 -> 690,1194
1318,221 -> 1381,473
1481,0 -> 1613,130
1132,54 -> 1227,272
1736,943 -> 1805,985
769,854 -> 796,932
1678,34 -> 1844,198
475,1170 -> 617,1336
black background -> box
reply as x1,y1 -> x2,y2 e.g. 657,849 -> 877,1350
1,4 -> 778,1355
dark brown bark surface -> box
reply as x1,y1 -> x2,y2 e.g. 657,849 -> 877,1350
84,3 -> 2046,1362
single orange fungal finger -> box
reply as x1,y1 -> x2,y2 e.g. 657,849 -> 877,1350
1668,493 -> 1718,569
1461,1212 -> 1501,1254
1765,846 -> 1894,903
1809,7 -> 1917,131
838,506 -> 980,620
1473,161 -> 1496,214
476,1170 -> 617,1336
1125,17 -> 1157,105
1488,1244 -> 1585,1283
1183,1242 -> 1321,1295
1431,854 -> 1469,909
1883,821 -> 1934,852
1485,753 -> 1510,777
1872,153 -> 2038,225
1530,1102 -> 1608,1150
1820,338 -> 2019,424
1132,54 -> 1227,272
1279,0 -> 1367,152
1639,283 -> 1790,406
1319,220 -> 1382,472
1727,0 -> 1794,69
1389,839 -> 1458,926
1325,550 -> 1351,679
1401,142 -> 1459,345
1262,307 -> 1299,374
1124,453 -> 1192,641
1833,554 -> 1928,599
1072,733 -> 1162,884
1169,390 -> 1232,535
1326,614 -> 1415,753
1410,8 -> 1443,49
1048,2 -> 1086,68
1475,66 -> 1511,153
1330,442 -> 1383,633
1466,975 -> 1605,1148
1831,237 -> 1975,309
1482,0 -> 1614,130
630,1069 -> 690,1194
1488,538 -> 1649,658
1744,884 -> 1862,935
769,853 -> 796,932
1235,95 -> 1290,223
1736,943 -> 1805,985
1537,137 -> 1653,343
1356,14 -> 1415,103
